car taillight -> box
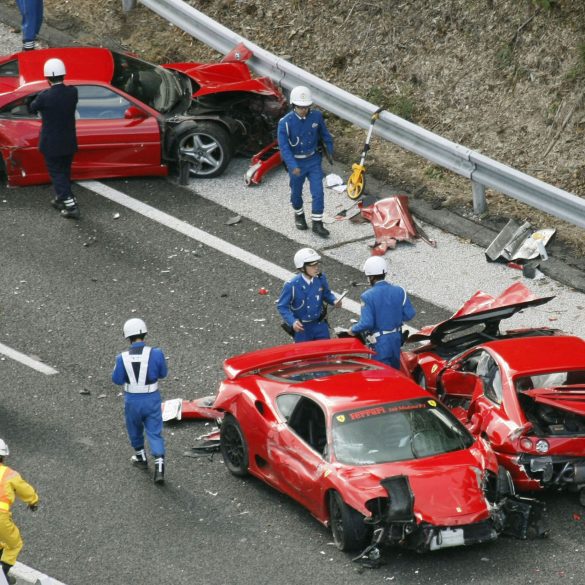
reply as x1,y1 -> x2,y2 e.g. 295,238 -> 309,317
535,440 -> 550,454
519,437 -> 533,450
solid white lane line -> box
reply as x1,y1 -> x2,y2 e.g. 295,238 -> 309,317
13,560 -> 68,584
0,343 -> 58,375
80,180 -> 364,315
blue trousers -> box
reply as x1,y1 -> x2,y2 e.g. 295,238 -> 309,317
44,154 -> 74,200
124,391 -> 165,457
16,0 -> 43,44
370,333 -> 402,370
294,320 -> 330,343
289,155 -> 325,217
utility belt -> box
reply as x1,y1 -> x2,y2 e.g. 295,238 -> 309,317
124,382 -> 159,394
366,328 -> 400,344
294,151 -> 315,159
0,501 -> 10,512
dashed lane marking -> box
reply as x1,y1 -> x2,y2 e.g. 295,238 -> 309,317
0,343 -> 58,375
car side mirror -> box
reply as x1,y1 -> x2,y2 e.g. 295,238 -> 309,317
124,106 -> 147,119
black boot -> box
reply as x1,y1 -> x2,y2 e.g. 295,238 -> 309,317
153,457 -> 165,484
1,562 -> 16,585
294,212 -> 308,230
50,196 -> 65,211
60,196 -> 80,219
131,448 -> 148,468
312,220 -> 330,238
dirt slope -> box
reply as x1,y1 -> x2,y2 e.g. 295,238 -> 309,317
10,0 -> 585,259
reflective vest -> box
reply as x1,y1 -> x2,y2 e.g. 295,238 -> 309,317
121,346 -> 158,393
0,464 -> 18,512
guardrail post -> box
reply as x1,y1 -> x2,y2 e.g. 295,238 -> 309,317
472,181 -> 487,215
122,0 -> 137,12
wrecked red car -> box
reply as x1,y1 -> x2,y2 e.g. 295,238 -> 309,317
0,45 -> 286,186
214,338 -> 546,559
402,283 -> 559,392
424,335 -> 585,504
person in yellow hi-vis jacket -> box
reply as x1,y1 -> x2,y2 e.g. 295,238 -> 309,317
0,439 -> 39,585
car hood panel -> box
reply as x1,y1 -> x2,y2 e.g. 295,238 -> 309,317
409,282 -> 554,343
524,387 -> 585,416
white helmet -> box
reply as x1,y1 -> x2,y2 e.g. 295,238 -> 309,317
0,439 -> 9,457
294,247 -> 321,269
123,318 -> 147,339
363,256 -> 387,276
290,86 -> 313,107
43,58 -> 66,78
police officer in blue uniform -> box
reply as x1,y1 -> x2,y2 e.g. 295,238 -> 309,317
278,248 -> 342,342
277,86 -> 334,238
29,57 -> 80,219
112,318 -> 168,484
16,0 -> 43,51
351,257 -> 416,369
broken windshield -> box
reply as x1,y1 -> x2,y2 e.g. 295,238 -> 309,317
332,399 -> 473,465
111,51 -> 184,113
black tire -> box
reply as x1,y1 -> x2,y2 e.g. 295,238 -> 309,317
175,122 -> 233,178
328,491 -> 371,552
220,414 -> 249,477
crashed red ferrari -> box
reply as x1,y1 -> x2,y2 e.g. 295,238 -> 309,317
403,283 -> 585,503
211,338 -> 546,559
0,44 -> 286,186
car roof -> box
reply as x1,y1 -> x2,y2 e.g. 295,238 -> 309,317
481,335 -> 585,373
3,47 -> 115,86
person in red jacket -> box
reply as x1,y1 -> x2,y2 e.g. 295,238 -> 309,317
0,439 -> 39,585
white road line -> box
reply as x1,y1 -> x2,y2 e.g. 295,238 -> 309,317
80,180 -> 365,316
12,560 -> 68,584
0,343 -> 58,375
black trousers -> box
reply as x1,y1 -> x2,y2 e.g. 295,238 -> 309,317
44,153 -> 74,200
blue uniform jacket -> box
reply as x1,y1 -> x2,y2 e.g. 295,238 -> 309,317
277,109 -> 333,171
351,281 -> 416,336
278,273 -> 337,326
29,83 -> 78,156
112,342 -> 168,386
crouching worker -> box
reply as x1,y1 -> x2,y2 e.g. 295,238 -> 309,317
350,256 -> 416,369
113,318 -> 168,484
278,248 -> 342,342
0,439 -> 39,585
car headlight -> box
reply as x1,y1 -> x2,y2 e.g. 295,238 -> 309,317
535,440 -> 549,453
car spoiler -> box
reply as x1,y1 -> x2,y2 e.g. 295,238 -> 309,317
409,282 -> 555,343
223,338 -> 374,380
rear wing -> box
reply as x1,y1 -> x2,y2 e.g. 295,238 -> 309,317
223,338 -> 374,380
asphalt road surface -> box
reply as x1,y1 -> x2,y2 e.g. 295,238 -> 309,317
1,176 -> 585,585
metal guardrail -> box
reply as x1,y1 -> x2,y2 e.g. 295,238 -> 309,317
135,0 -> 585,229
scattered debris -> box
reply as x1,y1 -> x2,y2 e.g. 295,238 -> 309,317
162,396 -> 223,422
79,388 -> 91,395
226,215 -> 242,225
359,195 -> 436,254
258,287 -> 269,295
113,212 -> 120,219
486,220 -> 555,279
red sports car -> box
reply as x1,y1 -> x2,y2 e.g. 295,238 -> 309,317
402,282 -> 559,392
425,334 -> 585,503
213,338 -> 546,559
0,44 -> 286,186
